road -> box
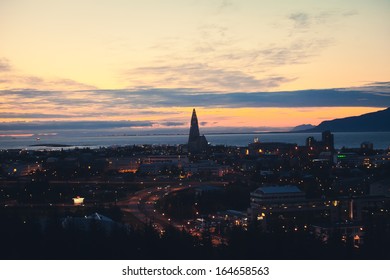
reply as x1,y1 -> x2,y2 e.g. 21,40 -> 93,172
117,185 -> 188,232
117,184 -> 226,245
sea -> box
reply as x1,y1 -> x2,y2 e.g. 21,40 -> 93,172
1,132 -> 390,150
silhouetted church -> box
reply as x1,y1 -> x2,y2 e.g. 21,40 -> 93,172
188,108 -> 208,153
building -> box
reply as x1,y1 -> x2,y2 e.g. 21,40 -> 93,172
305,130 -> 334,151
306,136 -> 317,148
137,155 -> 189,175
184,160 -> 231,177
361,141 -> 374,151
107,157 -> 140,173
248,141 -> 297,156
250,185 -> 305,206
249,185 -> 307,220
311,222 -> 364,247
322,130 -> 334,151
72,196 -> 85,205
335,152 -> 362,167
188,108 -> 208,153
248,185 -> 342,230
143,155 -> 188,167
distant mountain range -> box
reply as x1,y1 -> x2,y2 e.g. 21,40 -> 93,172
290,124 -> 316,132
299,107 -> 390,132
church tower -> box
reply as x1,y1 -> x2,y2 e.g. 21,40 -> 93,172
187,108 -> 208,153
188,108 -> 200,143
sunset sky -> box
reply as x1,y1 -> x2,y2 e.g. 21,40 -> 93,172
1,0 -> 389,135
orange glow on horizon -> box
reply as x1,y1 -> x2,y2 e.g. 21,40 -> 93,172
0,106 -> 384,130
0,134 -> 35,137
190,107 -> 385,128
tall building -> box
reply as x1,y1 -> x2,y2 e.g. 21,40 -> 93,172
306,131 -> 334,151
361,141 -> 374,151
322,130 -> 334,151
306,136 -> 317,147
188,108 -> 208,153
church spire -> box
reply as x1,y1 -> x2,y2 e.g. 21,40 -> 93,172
188,108 -> 200,142
187,108 -> 208,153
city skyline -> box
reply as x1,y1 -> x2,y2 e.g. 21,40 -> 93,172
1,0 -> 389,134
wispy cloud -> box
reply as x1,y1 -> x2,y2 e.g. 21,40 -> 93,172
0,121 -> 154,131
125,63 -> 293,92
342,10 -> 358,17
1,82 -> 389,119
0,59 -> 97,90
122,12 -> 336,92
287,10 -> 347,31
258,39 -> 332,66
289,12 -> 310,28
0,58 -> 11,72
1,82 -> 388,134
217,0 -> 234,12
0,112 -> 79,119
159,121 -> 185,127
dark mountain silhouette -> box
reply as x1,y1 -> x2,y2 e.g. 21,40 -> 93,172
304,107 -> 390,132
291,124 -> 315,132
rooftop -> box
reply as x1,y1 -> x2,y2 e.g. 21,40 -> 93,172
254,185 -> 303,195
